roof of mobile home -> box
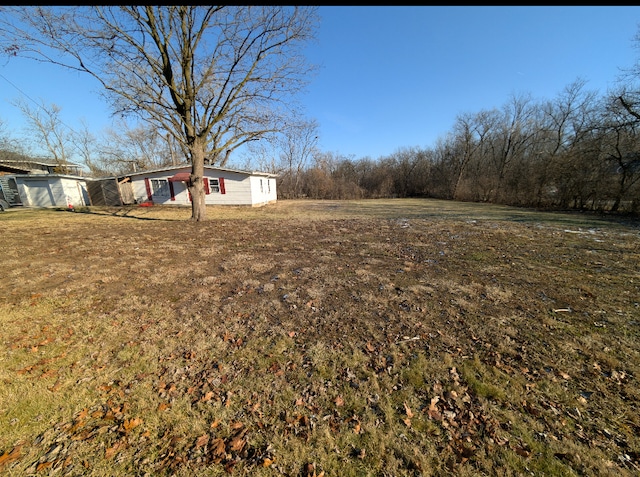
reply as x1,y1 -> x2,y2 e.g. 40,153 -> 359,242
116,164 -> 278,179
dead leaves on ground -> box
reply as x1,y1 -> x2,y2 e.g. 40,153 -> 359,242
3,309 -> 636,475
160,420 -> 277,474
0,445 -> 22,470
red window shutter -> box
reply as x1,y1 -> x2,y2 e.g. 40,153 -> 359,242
169,180 -> 176,201
144,178 -> 152,200
219,177 -> 226,194
204,178 -> 210,194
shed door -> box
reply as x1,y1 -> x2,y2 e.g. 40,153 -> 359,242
26,181 -> 55,207
119,181 -> 134,205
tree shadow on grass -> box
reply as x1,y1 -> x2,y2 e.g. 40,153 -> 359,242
53,206 -> 180,221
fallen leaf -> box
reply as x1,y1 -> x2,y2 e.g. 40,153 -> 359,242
123,417 -> 143,432
211,438 -> 226,456
195,434 -> 209,448
0,445 -> 22,468
105,442 -> 124,460
335,396 -> 344,407
300,414 -> 310,427
263,457 -> 274,467
428,396 -> 441,419
68,418 -> 86,434
36,461 -> 53,472
229,435 -> 246,452
404,402 -> 414,418
157,402 -> 170,412
230,421 -> 244,430
201,391 -> 214,402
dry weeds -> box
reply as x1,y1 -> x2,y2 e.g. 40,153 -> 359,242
1,199 -> 639,476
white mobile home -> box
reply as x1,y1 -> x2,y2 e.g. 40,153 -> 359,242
121,165 -> 277,207
10,174 -> 90,208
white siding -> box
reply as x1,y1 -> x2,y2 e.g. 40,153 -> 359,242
248,176 -> 277,206
128,167 -> 276,206
60,178 -> 89,207
206,171 -> 252,205
131,176 -> 151,204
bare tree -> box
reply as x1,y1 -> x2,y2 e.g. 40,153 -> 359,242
0,6 -> 319,220
614,25 -> 640,120
488,93 -> 538,203
536,79 -> 600,208
0,117 -> 17,152
73,120 -> 103,175
449,111 -> 497,200
385,147 -> 429,198
12,97 -> 75,172
242,117 -> 319,198
276,119 -> 319,198
0,118 -> 6,147
598,91 -> 640,212
97,121 -> 180,174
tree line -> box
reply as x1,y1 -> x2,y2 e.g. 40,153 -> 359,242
274,80 -> 640,215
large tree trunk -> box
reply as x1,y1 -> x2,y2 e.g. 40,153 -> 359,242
189,145 -> 207,221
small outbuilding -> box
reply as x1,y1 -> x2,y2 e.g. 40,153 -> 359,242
119,165 -> 278,207
10,174 -> 90,208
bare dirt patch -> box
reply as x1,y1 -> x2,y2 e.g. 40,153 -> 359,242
1,200 -> 639,476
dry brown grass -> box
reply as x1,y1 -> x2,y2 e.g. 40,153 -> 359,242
1,199 -> 639,476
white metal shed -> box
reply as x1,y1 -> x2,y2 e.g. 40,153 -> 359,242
10,174 -> 90,208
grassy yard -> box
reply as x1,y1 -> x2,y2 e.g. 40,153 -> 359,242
1,199 -> 639,476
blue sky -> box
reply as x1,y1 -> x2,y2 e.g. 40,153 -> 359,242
2,6 -> 640,164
